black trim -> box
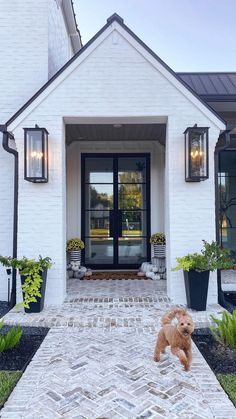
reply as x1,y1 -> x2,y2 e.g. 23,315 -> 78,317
215,129 -> 232,309
200,95 -> 236,103
0,126 -> 18,308
81,152 -> 151,269
107,13 -> 124,24
6,14 -> 225,127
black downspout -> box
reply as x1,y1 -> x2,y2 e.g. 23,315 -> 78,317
215,128 -> 231,309
0,125 -> 18,308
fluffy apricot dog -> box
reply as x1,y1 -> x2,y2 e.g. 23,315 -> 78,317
154,308 -> 194,371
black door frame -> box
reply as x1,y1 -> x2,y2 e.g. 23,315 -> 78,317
81,153 -> 151,269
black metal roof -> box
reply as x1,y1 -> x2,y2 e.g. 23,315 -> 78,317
5,14 -> 225,127
178,73 -> 236,101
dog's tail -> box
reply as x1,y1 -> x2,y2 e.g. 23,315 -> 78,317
161,307 -> 187,326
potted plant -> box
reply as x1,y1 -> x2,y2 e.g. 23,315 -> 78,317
150,233 -> 166,257
0,255 -> 52,313
173,241 -> 233,311
67,238 -> 85,264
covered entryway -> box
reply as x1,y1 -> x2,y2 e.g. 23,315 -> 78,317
66,121 -> 166,269
81,153 -> 150,268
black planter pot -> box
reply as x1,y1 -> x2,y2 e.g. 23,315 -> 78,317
20,268 -> 47,313
184,269 -> 210,311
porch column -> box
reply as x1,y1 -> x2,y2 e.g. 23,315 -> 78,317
165,118 -> 220,305
14,118 -> 66,305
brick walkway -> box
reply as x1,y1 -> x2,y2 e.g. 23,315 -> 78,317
1,279 -> 235,418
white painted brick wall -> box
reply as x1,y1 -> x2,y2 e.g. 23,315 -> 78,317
48,0 -> 74,78
0,0 -> 75,301
0,0 -> 48,123
9,25 -> 223,305
0,0 -> 48,300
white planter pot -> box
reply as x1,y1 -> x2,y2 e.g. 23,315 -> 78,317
153,245 -> 166,258
68,250 -> 81,264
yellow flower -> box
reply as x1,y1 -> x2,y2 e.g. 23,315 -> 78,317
66,238 -> 85,251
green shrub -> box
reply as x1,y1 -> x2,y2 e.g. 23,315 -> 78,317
210,310 -> 236,348
173,240 -> 233,272
0,321 -> 22,352
0,255 -> 52,308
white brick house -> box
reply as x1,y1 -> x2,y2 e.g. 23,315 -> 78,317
1,4 -> 236,307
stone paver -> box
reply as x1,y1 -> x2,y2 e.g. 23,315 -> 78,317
3,279 -> 224,328
1,278 -> 235,418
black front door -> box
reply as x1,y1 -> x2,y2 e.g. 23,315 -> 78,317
81,153 -> 150,268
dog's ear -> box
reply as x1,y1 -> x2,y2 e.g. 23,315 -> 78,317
175,309 -> 187,319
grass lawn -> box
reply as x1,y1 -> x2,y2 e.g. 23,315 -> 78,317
0,371 -> 22,408
217,374 -> 236,406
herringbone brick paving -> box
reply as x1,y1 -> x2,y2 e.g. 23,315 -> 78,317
1,279 -> 235,418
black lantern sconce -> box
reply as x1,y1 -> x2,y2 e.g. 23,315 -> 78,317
24,126 -> 49,183
184,125 -> 209,182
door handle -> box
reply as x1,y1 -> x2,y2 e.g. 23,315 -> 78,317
118,210 -> 123,238
109,211 -> 114,237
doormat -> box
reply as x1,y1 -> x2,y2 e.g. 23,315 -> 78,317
86,271 -> 145,280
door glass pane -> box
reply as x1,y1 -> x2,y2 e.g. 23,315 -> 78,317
219,151 -> 236,262
118,238 -> 147,264
85,210 -> 110,236
118,157 -> 146,183
85,184 -> 113,209
219,151 -> 236,176
121,210 -> 146,237
85,237 -> 114,264
83,155 -> 149,267
85,158 -> 113,183
118,184 -> 146,209
220,228 -> 236,261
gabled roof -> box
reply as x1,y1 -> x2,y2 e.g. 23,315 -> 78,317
6,13 -> 225,128
178,72 -> 236,102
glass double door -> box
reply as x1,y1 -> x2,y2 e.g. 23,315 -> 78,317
81,154 -> 150,268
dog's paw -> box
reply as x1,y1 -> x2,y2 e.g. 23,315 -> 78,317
153,355 -> 160,362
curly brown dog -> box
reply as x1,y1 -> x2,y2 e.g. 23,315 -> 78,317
154,308 -> 194,371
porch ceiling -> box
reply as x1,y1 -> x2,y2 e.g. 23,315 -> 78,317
66,123 -> 166,145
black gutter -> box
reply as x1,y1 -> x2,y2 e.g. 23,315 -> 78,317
215,127 -> 232,309
0,125 -> 18,308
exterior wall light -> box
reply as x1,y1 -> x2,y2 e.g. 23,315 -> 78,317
24,127 -> 49,183
184,125 -> 209,182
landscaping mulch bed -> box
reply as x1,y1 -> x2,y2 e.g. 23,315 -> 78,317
0,326 -> 49,371
192,328 -> 236,374
0,301 -> 10,318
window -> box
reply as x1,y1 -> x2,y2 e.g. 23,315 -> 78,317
218,151 -> 236,261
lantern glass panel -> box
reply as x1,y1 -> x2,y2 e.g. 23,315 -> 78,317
26,130 -> 44,179
189,130 -> 207,178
